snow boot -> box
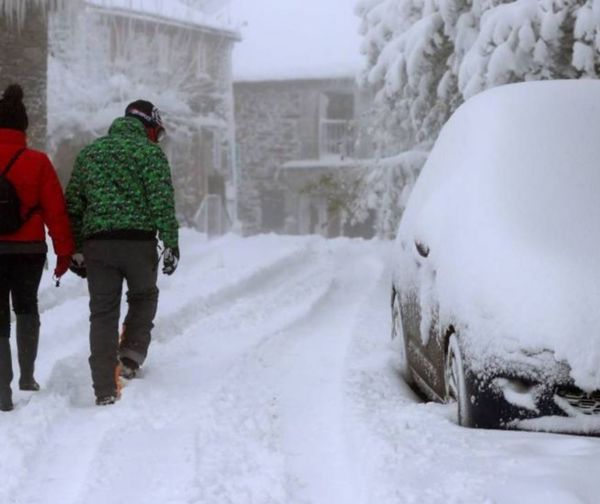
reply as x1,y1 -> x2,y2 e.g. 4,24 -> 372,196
0,338 -> 14,412
16,314 -> 40,391
96,395 -> 118,406
119,357 -> 139,380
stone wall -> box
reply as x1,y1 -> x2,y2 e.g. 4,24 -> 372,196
234,81 -> 304,234
234,78 -> 360,235
0,4 -> 48,150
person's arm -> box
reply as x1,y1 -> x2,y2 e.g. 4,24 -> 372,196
65,153 -> 87,252
142,147 -> 179,249
39,154 -> 74,257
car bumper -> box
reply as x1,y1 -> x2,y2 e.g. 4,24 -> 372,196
465,366 -> 600,435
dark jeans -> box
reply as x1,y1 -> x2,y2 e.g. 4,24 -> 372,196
83,240 -> 159,397
0,254 -> 46,339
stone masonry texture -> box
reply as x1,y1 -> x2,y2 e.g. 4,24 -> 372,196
0,4 -> 48,151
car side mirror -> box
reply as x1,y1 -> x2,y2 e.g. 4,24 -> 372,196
415,241 -> 430,258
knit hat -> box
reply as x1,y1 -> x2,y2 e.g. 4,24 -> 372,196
0,84 -> 28,132
125,100 -> 165,131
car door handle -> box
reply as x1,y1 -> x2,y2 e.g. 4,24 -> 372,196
415,241 -> 430,258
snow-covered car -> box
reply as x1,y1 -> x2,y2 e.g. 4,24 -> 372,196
391,80 -> 600,434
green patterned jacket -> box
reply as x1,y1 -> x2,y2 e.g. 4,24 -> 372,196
66,117 -> 179,250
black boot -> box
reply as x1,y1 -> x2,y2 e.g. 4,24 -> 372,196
0,338 -> 14,411
16,314 -> 40,391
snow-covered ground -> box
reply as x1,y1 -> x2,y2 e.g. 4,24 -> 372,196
1,230 -> 599,504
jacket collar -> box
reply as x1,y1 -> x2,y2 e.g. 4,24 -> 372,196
0,129 -> 27,147
108,117 -> 148,140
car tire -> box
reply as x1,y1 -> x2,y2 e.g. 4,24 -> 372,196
445,334 -> 473,427
391,289 -> 412,382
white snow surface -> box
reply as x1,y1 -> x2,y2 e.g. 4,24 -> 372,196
2,229 -> 600,503
230,0 -> 362,81
395,80 -> 600,392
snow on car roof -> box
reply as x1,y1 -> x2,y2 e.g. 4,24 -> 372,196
396,79 -> 600,391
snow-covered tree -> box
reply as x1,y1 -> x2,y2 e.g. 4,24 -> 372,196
356,0 -> 599,237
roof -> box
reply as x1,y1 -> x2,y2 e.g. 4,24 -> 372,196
230,0 -> 362,82
85,0 -> 240,37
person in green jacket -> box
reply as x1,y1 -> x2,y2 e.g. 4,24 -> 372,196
66,100 -> 179,406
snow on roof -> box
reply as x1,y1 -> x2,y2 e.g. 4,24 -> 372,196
230,0 -> 362,82
85,0 -> 239,36
396,79 -> 600,392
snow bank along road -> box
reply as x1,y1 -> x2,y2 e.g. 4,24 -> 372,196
1,230 -> 599,504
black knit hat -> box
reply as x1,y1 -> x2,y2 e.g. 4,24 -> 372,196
0,84 -> 28,132
125,100 -> 164,131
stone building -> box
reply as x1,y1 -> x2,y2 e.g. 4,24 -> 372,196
235,77 -> 374,237
231,0 -> 374,238
47,1 -> 239,229
1,0 -> 239,230
0,2 -> 48,150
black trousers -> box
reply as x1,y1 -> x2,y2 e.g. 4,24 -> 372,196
83,240 -> 159,398
0,254 -> 46,339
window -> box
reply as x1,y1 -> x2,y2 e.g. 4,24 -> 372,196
319,92 -> 355,158
195,41 -> 209,78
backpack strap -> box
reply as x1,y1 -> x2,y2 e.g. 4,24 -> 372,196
1,148 -> 39,222
1,147 -> 26,178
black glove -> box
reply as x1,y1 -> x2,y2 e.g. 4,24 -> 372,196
162,247 -> 179,275
69,253 -> 87,279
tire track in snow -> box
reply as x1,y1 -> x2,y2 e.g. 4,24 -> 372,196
152,238 -> 319,344
182,240 -> 390,504
4,235 -> 333,504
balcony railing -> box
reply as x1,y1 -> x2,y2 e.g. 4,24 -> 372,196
319,119 -> 355,159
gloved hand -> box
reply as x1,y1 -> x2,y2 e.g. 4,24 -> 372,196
162,247 -> 179,275
54,255 -> 71,278
69,253 -> 87,279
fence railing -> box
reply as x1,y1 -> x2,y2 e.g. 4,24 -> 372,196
319,119 -> 355,159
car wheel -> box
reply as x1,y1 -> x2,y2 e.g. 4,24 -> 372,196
391,289 -> 411,380
445,334 -> 472,427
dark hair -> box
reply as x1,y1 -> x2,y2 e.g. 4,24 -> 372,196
0,84 -> 28,132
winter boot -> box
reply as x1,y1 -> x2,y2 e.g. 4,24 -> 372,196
119,357 -> 139,380
0,338 -> 14,412
16,314 -> 40,391
96,395 -> 118,406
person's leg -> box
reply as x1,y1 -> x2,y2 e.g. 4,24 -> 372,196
0,255 -> 11,340
84,241 -> 124,401
10,254 -> 46,391
0,256 -> 13,411
0,338 -> 13,411
120,241 -> 159,371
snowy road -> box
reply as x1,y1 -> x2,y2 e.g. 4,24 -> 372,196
1,231 -> 600,504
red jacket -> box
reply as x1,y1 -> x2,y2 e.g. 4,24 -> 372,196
0,129 -> 74,257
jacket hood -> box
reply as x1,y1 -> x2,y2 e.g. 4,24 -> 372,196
108,117 -> 148,140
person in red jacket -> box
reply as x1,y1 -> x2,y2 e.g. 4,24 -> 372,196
0,84 -> 74,412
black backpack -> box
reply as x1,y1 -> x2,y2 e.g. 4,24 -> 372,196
0,148 -> 32,234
